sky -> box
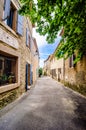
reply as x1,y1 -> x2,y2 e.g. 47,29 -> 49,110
33,28 -> 61,68
32,0 -> 61,68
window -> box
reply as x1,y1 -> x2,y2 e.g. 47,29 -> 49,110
3,0 -> 23,35
69,54 -> 75,68
4,1 -> 17,30
26,28 -> 31,49
58,68 -> 61,74
0,55 -> 17,86
7,3 -> 15,29
52,69 -> 56,77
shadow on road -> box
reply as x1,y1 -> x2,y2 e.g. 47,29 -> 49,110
73,102 -> 86,129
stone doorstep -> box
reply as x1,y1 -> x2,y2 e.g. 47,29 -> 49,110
28,85 -> 31,90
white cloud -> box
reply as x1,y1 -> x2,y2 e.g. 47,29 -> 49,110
39,58 -> 45,68
33,28 -> 47,48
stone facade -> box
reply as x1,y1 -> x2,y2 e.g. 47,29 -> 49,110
44,41 -> 86,89
31,38 -> 39,84
43,55 -> 52,76
65,55 -> 86,87
0,0 -> 38,109
50,55 -> 64,81
44,50 -> 64,82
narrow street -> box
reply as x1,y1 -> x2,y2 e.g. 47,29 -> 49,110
0,77 -> 86,130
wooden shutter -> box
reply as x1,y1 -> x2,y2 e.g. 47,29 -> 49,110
29,35 -> 31,50
69,54 -> 76,68
26,63 -> 28,91
26,28 -> 29,46
17,14 -> 23,36
26,28 -> 31,49
4,0 -> 11,20
69,57 -> 72,68
72,54 -> 76,67
30,64 -> 32,85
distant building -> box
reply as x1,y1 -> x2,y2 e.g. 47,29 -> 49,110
43,47 -> 64,82
43,55 -> 52,76
50,54 -> 64,81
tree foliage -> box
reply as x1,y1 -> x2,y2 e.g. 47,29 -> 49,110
38,68 -> 43,77
19,0 -> 86,61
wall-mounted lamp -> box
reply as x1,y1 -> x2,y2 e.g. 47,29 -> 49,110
34,50 -> 38,56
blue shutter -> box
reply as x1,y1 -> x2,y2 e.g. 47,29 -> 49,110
4,0 -> 11,20
7,10 -> 13,28
26,28 -> 29,46
30,65 -> 32,85
17,14 -> 23,36
26,63 -> 28,91
29,36 -> 31,50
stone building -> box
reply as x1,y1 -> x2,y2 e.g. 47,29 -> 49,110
0,0 -> 38,108
43,55 -> 52,76
43,47 -> 64,81
31,38 -> 39,84
44,27 -> 86,91
44,40 -> 86,89
59,29 -> 86,88
50,54 -> 64,81
64,54 -> 86,87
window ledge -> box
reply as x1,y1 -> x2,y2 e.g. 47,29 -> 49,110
0,83 -> 20,94
0,21 -> 18,38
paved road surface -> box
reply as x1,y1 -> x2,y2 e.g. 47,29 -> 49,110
0,77 -> 86,130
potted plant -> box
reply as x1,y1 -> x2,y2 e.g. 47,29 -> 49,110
8,75 -> 13,83
8,73 -> 16,83
1,74 -> 8,85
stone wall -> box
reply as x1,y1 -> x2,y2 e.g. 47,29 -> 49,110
31,39 -> 39,83
50,57 -> 64,81
18,17 -> 31,93
0,88 -> 19,109
64,55 -> 86,87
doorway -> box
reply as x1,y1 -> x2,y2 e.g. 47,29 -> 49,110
25,63 -> 32,91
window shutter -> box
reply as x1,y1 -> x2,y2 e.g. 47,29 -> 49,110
17,14 -> 23,36
73,54 -> 76,67
72,55 -> 74,67
4,0 -> 11,20
29,36 -> 31,50
69,57 -> 71,68
30,65 -> 32,85
69,54 -> 76,68
26,63 -> 28,90
26,28 -> 29,46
